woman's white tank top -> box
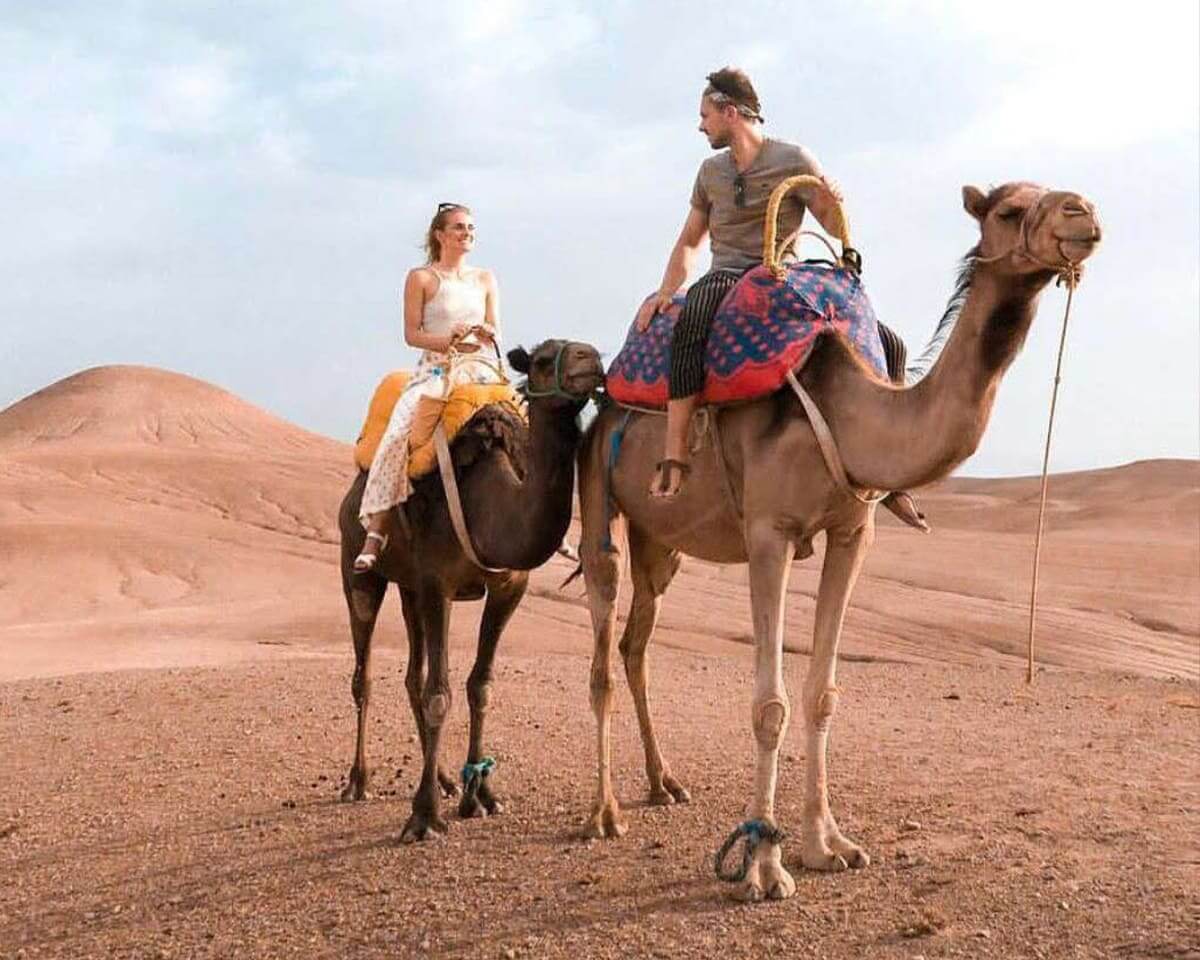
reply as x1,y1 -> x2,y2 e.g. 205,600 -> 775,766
422,267 -> 487,339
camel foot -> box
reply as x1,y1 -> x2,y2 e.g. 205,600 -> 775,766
339,767 -> 370,803
459,784 -> 504,819
438,767 -> 460,798
732,860 -> 796,903
798,841 -> 849,873
648,774 -> 691,806
399,810 -> 449,843
829,834 -> 870,869
584,801 -> 627,839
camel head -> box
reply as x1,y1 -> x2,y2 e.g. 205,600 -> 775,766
508,340 -> 604,409
963,182 -> 1102,278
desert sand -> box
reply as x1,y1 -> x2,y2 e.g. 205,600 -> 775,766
1,366 -> 1197,959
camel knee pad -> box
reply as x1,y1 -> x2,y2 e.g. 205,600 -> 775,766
808,687 -> 839,731
425,692 -> 450,726
753,697 -> 790,750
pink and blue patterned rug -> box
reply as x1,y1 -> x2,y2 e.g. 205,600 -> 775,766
606,262 -> 888,408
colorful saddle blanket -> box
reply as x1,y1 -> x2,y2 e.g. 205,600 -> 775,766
354,372 -> 523,477
606,262 -> 888,408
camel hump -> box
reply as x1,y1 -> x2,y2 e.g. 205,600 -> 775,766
606,262 -> 891,409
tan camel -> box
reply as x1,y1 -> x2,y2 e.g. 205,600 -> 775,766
577,182 -> 1101,901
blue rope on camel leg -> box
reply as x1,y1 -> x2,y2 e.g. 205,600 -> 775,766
713,819 -> 787,883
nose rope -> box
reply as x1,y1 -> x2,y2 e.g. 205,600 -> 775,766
1026,267 -> 1079,683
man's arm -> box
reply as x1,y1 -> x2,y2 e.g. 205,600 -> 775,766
635,206 -> 709,331
804,176 -> 846,238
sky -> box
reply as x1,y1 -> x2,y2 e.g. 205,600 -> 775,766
2,0 -> 1197,476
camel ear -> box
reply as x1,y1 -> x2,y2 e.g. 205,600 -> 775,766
962,185 -> 988,222
507,347 -> 531,374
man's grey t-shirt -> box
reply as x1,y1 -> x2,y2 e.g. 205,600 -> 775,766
690,138 -> 822,271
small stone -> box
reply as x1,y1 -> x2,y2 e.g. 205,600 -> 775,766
503,950 -> 517,959
901,819 -> 922,832
974,929 -> 991,939
420,938 -> 432,951
1058,900 -> 1070,911
943,693 -> 961,701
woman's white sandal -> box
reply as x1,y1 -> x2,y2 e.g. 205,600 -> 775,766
353,531 -> 388,573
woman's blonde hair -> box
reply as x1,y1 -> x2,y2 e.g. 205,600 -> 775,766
424,202 -> 472,263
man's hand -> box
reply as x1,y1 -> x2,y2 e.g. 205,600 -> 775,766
635,291 -> 674,332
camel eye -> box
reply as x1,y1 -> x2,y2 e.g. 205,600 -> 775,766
997,206 -> 1023,221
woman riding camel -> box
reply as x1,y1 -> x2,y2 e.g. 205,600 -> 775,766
354,202 -> 505,572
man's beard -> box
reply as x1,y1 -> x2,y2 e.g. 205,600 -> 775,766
707,130 -> 730,150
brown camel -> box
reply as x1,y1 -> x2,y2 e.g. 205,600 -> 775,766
337,339 -> 603,842
577,182 -> 1101,900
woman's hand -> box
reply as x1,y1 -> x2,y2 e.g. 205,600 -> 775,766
447,320 -> 482,353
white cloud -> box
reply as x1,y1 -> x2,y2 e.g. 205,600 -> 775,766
145,57 -> 238,137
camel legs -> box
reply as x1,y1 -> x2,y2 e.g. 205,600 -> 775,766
583,528 -> 627,839
798,516 -> 873,872
400,584 -> 452,842
620,525 -> 688,805
398,588 -> 458,799
459,571 -> 528,820
340,572 -> 387,802
734,524 -> 798,902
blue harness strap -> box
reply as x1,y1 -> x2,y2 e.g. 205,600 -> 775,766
601,410 -> 635,554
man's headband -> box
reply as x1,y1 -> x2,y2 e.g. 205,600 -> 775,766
704,75 -> 763,122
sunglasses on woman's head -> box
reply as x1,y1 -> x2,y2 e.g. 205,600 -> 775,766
438,202 -> 465,211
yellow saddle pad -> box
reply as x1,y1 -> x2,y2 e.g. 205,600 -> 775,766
353,372 -> 523,477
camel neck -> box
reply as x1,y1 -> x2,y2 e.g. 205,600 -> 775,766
810,266 -> 1047,491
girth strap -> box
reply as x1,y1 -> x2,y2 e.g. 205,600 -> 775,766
784,369 -> 887,505
433,424 -> 508,573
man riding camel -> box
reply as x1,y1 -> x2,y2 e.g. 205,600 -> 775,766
637,67 -> 924,528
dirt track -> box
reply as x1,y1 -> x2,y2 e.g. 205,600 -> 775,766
3,647 -> 1197,959
1,366 -> 1198,958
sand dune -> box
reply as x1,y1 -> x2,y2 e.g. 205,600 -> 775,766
0,364 -> 1196,681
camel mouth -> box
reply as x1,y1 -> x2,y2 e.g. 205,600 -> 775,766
1058,237 -> 1099,262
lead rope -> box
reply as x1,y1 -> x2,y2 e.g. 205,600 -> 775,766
1027,266 -> 1080,683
